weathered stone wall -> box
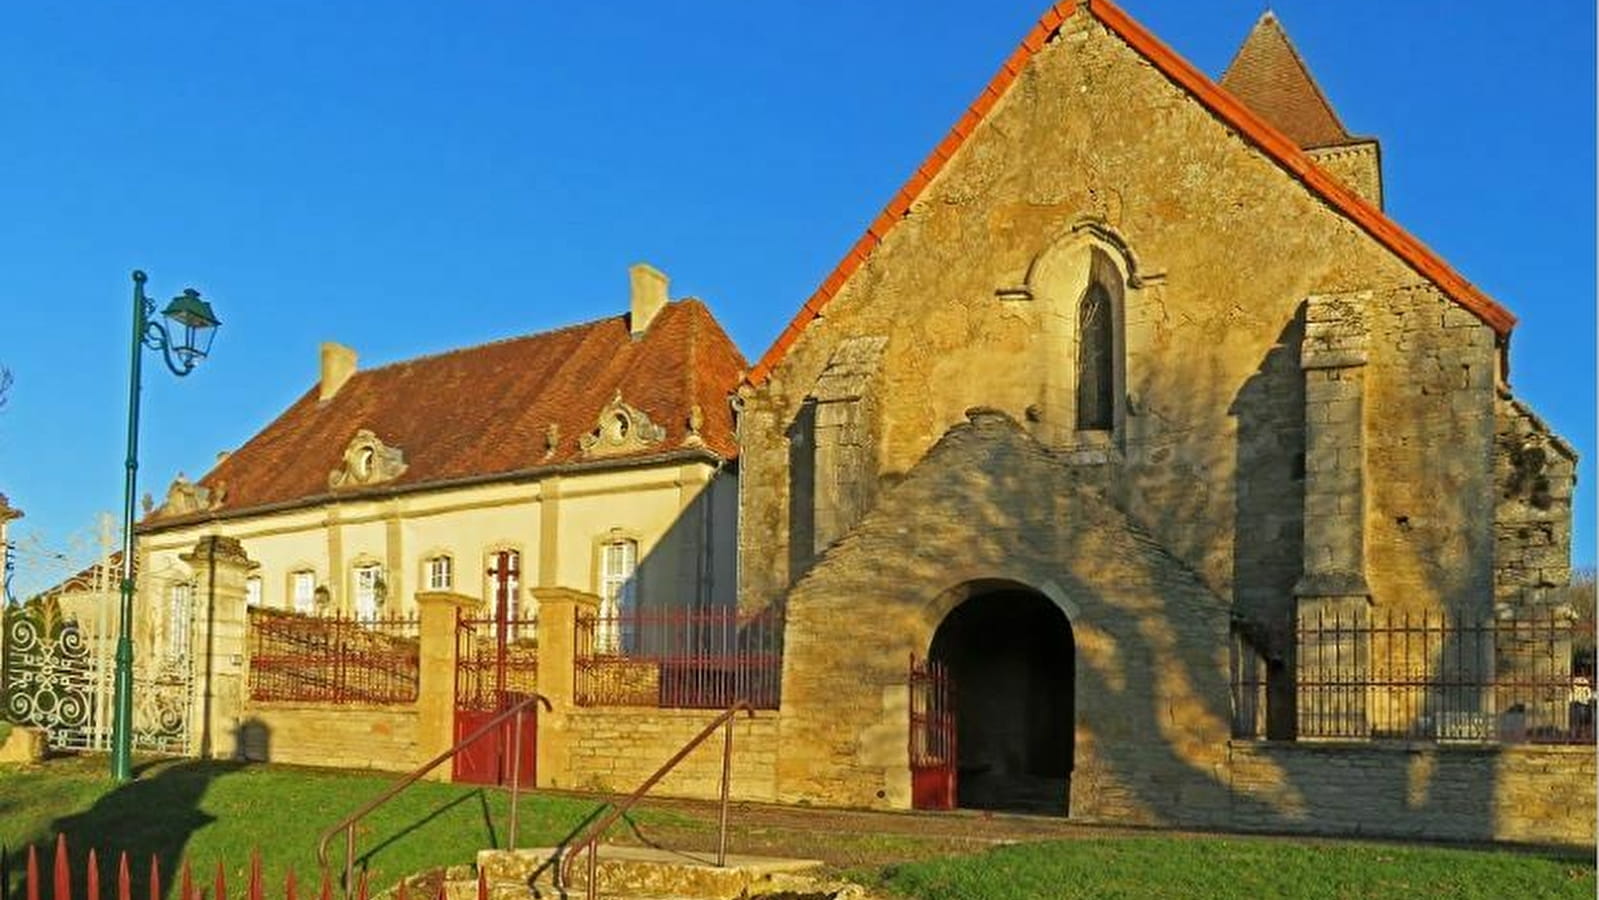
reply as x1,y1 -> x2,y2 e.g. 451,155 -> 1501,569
551,707 -> 780,801
236,701 -> 421,772
775,411 -> 1234,823
1363,284 -> 1499,620
1227,741 -> 1596,847
1305,141 -> 1383,209
737,8 -> 1513,656
1493,396 -> 1578,611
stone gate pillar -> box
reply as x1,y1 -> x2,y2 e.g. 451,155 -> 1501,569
1294,293 -> 1373,738
531,586 -> 599,789
415,590 -> 475,781
183,535 -> 256,759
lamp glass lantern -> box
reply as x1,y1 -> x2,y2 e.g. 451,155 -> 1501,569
160,288 -> 221,369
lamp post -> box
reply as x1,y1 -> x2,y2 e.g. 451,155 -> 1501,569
112,269 -> 221,782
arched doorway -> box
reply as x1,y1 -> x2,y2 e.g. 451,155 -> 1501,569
929,583 -> 1074,814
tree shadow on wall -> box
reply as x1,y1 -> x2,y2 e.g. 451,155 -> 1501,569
1229,308 -> 1305,740
784,302 -> 1519,846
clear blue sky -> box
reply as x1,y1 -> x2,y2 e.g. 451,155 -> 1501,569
1,1 -> 1592,595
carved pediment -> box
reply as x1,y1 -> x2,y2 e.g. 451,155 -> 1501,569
156,473 -> 217,517
580,391 -> 666,458
329,429 -> 407,489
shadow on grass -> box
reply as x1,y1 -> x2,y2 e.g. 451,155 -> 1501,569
2,756 -> 244,900
354,788 -> 494,870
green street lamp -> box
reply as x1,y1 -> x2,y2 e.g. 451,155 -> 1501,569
112,269 -> 221,782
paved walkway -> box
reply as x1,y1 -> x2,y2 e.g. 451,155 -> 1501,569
538,790 -> 1170,867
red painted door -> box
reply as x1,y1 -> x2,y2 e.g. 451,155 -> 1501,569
452,707 -> 501,784
452,702 -> 537,786
453,554 -> 538,785
909,655 -> 956,810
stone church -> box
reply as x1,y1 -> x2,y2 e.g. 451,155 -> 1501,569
73,0 -> 1584,844
738,0 -> 1580,827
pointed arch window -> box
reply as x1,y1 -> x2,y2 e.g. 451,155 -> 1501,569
1076,281 -> 1115,431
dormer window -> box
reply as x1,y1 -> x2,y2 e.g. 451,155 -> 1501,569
329,429 -> 407,489
580,391 -> 666,458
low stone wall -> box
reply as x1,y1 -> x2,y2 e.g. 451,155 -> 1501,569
238,701 -> 421,772
554,707 -> 780,802
1228,741 -> 1596,846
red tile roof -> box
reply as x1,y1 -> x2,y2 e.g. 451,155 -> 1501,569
33,551 -> 126,600
1219,12 -> 1352,149
146,300 -> 745,529
745,0 -> 1515,388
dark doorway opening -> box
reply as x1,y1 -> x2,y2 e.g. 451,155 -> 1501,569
929,586 -> 1074,815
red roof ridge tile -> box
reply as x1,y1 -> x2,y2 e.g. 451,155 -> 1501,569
744,0 -> 1514,389
351,309 -> 632,380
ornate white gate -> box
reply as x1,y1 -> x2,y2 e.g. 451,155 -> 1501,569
2,603 -> 99,749
2,597 -> 193,755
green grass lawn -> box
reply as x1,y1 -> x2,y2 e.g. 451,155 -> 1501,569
869,837 -> 1597,900
0,755 -> 688,896
2,756 -> 1592,900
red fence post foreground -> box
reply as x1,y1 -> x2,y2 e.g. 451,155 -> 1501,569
2,838 -> 325,900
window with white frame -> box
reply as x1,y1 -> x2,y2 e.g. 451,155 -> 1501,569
427,554 -> 454,591
245,575 -> 263,607
597,539 -> 638,653
166,582 -> 192,661
353,563 -> 384,621
291,570 -> 316,613
486,549 -> 523,627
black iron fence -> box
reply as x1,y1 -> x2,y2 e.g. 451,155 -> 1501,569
1237,607 -> 1594,743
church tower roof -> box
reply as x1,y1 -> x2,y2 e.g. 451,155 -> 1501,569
1220,12 -> 1352,149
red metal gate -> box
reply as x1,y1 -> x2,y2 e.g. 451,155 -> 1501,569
909,654 -> 956,810
453,551 -> 539,785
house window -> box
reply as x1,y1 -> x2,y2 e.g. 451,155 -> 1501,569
1076,281 -> 1114,431
598,539 -> 638,654
486,550 -> 524,639
427,555 -> 453,591
166,582 -> 192,661
291,570 -> 316,614
353,563 -> 384,621
245,576 -> 263,608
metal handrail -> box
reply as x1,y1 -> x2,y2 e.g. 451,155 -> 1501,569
315,691 -> 553,897
558,701 -> 755,899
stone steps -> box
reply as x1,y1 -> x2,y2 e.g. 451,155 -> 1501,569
435,846 -> 847,900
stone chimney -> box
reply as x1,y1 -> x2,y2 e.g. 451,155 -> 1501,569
629,263 -> 669,337
319,342 -> 358,401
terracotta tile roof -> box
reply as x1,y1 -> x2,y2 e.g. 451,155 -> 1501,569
33,551 -> 126,600
1219,12 -> 1352,149
147,300 -> 745,529
745,0 -> 1515,388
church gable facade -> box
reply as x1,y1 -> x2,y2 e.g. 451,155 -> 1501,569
740,1 -> 1580,829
